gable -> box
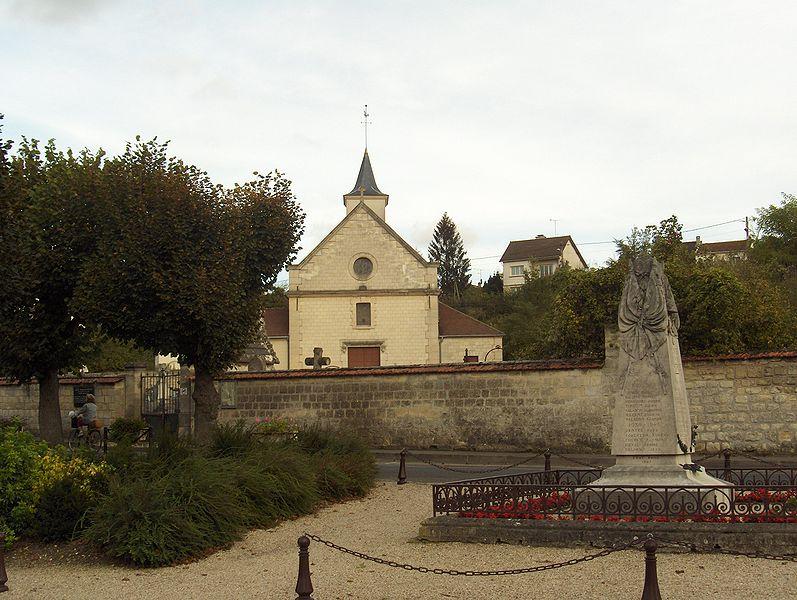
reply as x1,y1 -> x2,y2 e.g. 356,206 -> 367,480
289,203 -> 438,292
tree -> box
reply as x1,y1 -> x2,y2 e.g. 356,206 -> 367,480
750,192 -> 797,275
483,272 -> 503,295
0,119 -> 104,442
428,213 -> 471,301
76,138 -> 305,440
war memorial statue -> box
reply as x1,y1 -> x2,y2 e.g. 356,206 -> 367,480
593,255 -> 726,486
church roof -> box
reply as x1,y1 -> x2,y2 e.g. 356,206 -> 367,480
259,303 -> 503,339
346,150 -> 384,196
263,307 -> 289,337
438,303 -> 503,337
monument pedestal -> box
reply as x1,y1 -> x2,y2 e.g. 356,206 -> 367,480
593,455 -> 728,487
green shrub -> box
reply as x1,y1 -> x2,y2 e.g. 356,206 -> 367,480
209,419 -> 258,457
297,427 -> 376,500
0,428 -> 49,545
31,477 -> 93,541
84,443 -> 318,566
109,417 -> 148,443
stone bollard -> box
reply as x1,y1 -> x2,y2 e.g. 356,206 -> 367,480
641,536 -> 662,600
543,449 -> 552,484
295,536 -> 314,600
723,448 -> 732,481
0,533 -> 8,593
397,449 -> 408,485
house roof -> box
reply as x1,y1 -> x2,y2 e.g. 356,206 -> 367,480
500,235 -> 587,267
682,239 -> 749,254
259,303 -> 503,339
438,303 -> 503,337
263,307 -> 289,337
290,201 -> 432,270
346,150 -> 384,196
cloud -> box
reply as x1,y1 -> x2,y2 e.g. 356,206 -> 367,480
3,0 -> 109,23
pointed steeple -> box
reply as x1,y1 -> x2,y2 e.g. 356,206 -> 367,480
343,149 -> 389,220
347,150 -> 384,196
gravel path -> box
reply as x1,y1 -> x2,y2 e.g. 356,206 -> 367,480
5,482 -> 796,599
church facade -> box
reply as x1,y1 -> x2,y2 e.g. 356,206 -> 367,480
263,150 -> 503,370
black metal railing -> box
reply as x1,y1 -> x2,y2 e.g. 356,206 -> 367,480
705,467 -> 797,486
432,482 -> 797,521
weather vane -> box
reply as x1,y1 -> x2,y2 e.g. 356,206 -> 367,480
362,104 -> 371,149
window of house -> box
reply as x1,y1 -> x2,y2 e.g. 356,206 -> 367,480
356,302 -> 371,326
539,264 -> 555,276
510,265 -> 524,277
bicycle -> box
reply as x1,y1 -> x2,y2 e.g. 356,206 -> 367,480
67,412 -> 103,452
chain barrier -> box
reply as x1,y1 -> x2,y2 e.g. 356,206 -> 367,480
692,449 -> 725,464
658,539 -> 797,562
548,451 -> 603,470
729,450 -> 791,469
304,533 -> 642,576
404,451 -> 544,474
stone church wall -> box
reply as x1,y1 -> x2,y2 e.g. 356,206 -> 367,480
218,340 -> 797,453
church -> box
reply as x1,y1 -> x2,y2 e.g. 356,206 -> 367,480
261,150 -> 503,369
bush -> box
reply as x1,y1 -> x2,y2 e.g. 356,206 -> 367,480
297,427 -> 376,501
109,417 -> 148,443
85,442 -> 320,566
208,420 -> 258,457
32,477 -> 93,541
0,428 -> 48,546
0,428 -> 109,546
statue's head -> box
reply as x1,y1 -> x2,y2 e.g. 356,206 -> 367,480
632,255 -> 654,278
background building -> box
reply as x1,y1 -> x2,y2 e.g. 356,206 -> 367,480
263,150 -> 502,369
500,235 -> 587,292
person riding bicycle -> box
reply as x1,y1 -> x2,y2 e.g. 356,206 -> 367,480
74,393 -> 100,431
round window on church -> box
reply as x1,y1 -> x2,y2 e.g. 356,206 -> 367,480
353,256 -> 374,279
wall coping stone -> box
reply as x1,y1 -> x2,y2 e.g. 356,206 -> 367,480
0,375 -> 126,386
218,358 -> 604,381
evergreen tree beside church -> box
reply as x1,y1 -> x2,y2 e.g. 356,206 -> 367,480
429,213 -> 471,302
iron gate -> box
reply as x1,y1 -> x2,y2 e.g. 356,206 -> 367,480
141,369 -> 182,435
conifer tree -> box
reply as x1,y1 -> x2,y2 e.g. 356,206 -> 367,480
428,213 -> 471,301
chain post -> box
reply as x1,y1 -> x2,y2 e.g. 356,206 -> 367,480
295,535 -> 314,600
544,449 -> 552,483
723,448 -> 732,480
641,535 -> 662,600
0,533 -> 8,593
397,449 -> 408,485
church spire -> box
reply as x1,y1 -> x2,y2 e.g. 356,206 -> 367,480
347,149 -> 384,196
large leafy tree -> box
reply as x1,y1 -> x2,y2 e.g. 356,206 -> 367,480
76,138 -> 304,440
0,119 -> 104,442
750,192 -> 797,276
428,213 -> 471,301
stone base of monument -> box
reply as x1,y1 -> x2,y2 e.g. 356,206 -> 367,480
418,516 -> 797,555
590,455 -> 729,487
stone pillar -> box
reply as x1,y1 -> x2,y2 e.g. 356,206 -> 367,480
123,363 -> 149,419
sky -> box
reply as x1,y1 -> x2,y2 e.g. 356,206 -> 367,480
2,1 -> 795,282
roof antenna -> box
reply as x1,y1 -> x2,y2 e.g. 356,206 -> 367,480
361,104 -> 371,150
550,218 -> 560,235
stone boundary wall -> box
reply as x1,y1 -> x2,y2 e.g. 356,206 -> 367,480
217,334 -> 797,453
1,340 -> 795,452
0,366 -> 148,433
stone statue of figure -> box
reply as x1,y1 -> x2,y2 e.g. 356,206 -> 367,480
592,253 -> 727,487
618,256 -> 679,361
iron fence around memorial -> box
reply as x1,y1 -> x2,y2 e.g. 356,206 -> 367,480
432,481 -> 797,521
439,466 -> 797,488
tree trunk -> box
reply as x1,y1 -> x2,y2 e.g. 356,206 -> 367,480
38,367 -> 63,444
192,366 -> 220,443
